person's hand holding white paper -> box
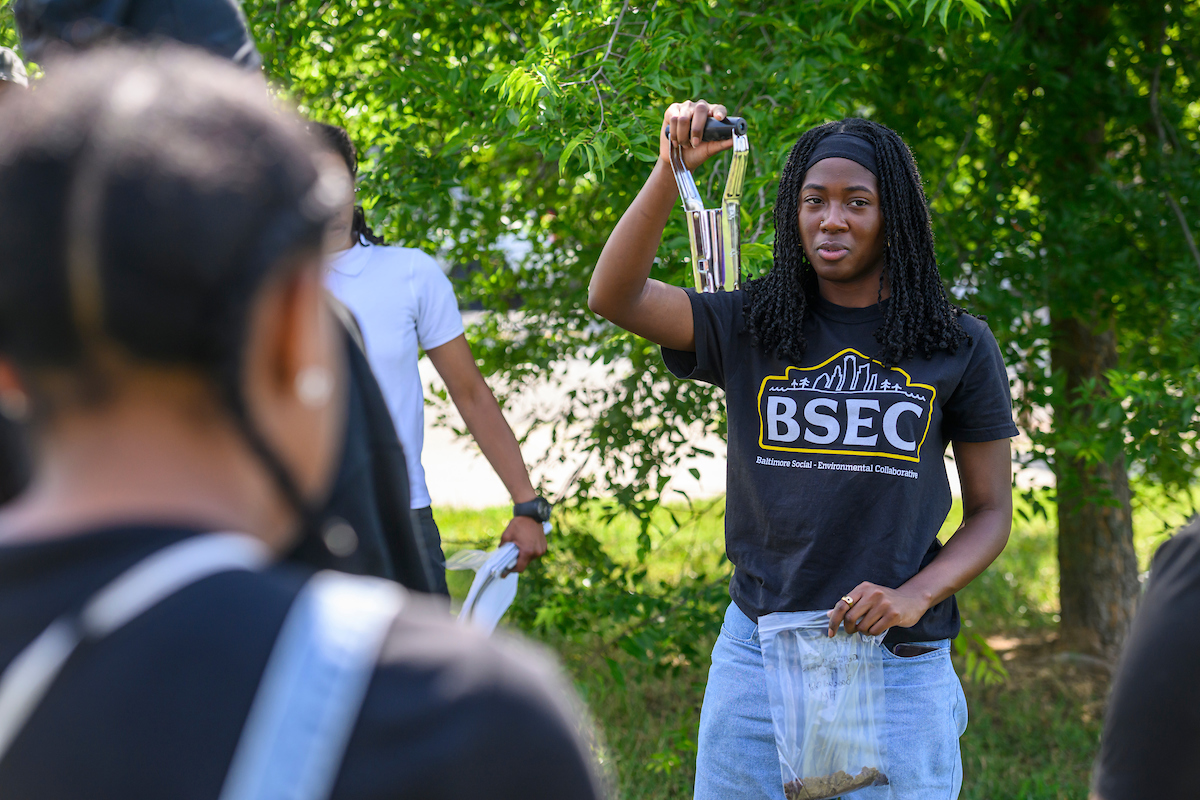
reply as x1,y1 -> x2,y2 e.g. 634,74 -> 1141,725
445,523 -> 550,636
449,542 -> 520,636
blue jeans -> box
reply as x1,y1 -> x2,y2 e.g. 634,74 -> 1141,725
695,603 -> 968,800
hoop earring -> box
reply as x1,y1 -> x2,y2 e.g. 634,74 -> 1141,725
0,389 -> 28,422
295,366 -> 333,409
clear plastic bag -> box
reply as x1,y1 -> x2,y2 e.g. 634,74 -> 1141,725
445,543 -> 520,635
758,611 -> 889,800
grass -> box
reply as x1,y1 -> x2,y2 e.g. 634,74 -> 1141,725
438,499 -> 729,584
959,658 -> 1108,800
435,482 -> 1198,800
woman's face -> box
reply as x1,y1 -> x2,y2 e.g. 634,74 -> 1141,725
797,157 -> 887,293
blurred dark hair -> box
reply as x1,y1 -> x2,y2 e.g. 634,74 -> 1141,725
13,0 -> 261,68
0,46 -> 345,512
0,47 -> 339,376
311,121 -> 385,246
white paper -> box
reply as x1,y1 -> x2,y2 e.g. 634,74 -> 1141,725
444,549 -> 491,572
445,524 -> 551,636
454,542 -> 520,636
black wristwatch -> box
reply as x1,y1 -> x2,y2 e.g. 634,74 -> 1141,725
513,496 -> 553,523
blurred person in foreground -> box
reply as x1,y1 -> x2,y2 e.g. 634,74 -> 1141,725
0,47 -> 29,98
0,46 -> 34,507
313,123 -> 549,591
12,0 -> 438,589
0,46 -> 600,799
1091,514 -> 1200,799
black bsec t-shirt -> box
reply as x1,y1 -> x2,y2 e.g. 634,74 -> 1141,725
1093,518 -> 1200,800
0,527 -> 600,799
663,290 -> 1018,644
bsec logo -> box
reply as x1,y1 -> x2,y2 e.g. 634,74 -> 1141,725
756,349 -> 936,463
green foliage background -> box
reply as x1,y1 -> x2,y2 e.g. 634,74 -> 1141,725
3,0 -> 1199,793
5,0 -> 1195,550
229,0 -> 1200,544
231,0 -> 1199,658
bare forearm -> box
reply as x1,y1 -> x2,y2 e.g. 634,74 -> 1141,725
452,388 -> 536,504
587,162 -> 695,351
588,160 -> 678,320
830,439 -> 1013,637
455,385 -> 548,571
900,507 -> 1011,608
903,438 -> 1014,607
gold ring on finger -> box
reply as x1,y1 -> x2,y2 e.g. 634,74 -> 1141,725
841,595 -> 855,607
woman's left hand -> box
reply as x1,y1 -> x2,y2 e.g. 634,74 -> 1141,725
827,582 -> 930,638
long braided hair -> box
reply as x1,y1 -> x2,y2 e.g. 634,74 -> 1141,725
311,122 -> 386,246
743,118 -> 969,366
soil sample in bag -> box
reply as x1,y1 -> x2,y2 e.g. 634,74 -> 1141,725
783,766 -> 888,800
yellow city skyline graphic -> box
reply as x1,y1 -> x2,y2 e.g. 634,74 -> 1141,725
755,348 -> 937,464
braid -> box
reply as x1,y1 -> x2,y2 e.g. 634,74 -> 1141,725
352,206 -> 385,246
743,118 -> 970,366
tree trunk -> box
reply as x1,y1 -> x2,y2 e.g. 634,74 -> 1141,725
1039,2 -> 1143,660
1051,316 -> 1139,659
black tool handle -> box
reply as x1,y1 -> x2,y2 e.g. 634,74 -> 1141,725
666,116 -> 747,141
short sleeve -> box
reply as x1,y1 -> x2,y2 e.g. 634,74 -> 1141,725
660,289 -> 743,390
940,319 -> 1018,442
1093,520 -> 1200,799
412,253 -> 464,351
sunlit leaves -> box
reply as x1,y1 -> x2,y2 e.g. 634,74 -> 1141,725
954,630 -> 1010,685
862,2 -> 1200,495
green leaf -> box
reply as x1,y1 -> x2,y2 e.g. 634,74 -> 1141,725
923,0 -> 941,25
741,242 -> 773,261
482,67 -> 510,92
954,632 -> 1009,686
605,656 -> 627,690
558,131 -> 590,173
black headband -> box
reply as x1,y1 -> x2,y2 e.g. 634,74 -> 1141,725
803,132 -> 878,177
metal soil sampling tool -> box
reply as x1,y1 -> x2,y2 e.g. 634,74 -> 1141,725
669,115 -> 749,293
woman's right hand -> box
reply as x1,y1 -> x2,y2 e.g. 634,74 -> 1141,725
660,99 -> 735,171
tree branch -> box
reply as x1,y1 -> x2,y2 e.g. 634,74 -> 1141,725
1164,189 -> 1200,279
750,186 -> 768,244
593,78 -> 606,134
590,0 -> 630,82
1148,26 -> 1183,155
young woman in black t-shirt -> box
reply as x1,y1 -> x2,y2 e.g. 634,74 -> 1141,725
590,100 -> 1017,799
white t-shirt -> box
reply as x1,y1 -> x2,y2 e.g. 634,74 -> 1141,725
325,243 -> 464,509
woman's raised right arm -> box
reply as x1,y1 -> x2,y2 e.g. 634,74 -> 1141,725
587,100 -> 732,353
